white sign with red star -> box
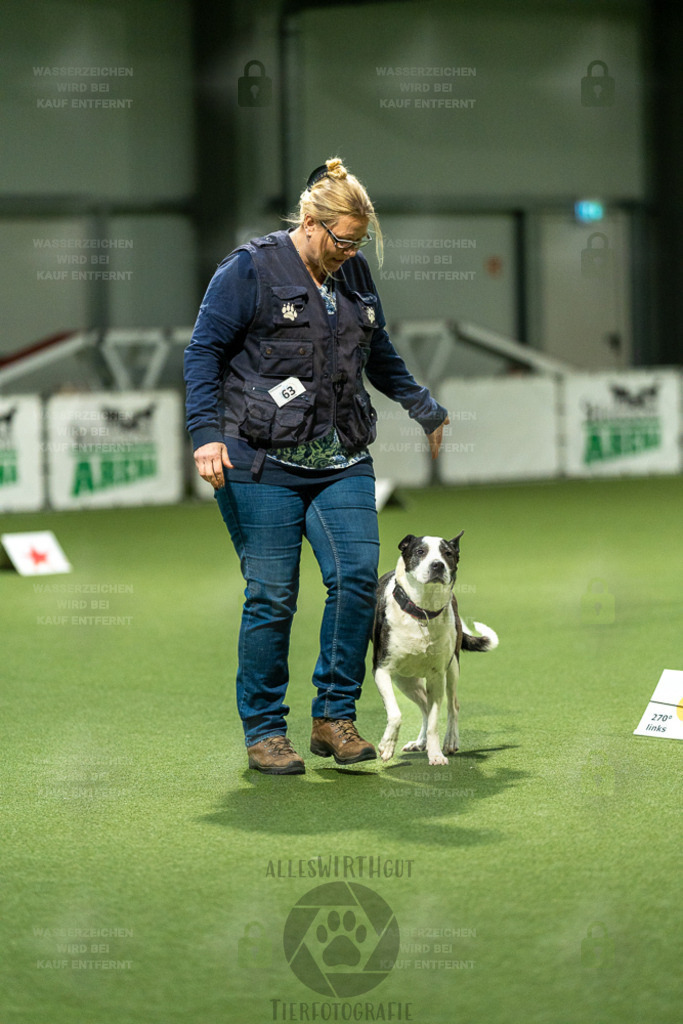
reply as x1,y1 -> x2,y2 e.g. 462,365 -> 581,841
0,531 -> 71,576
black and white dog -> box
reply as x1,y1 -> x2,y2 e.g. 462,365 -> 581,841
372,533 -> 498,766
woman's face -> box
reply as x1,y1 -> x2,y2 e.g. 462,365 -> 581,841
306,214 -> 370,271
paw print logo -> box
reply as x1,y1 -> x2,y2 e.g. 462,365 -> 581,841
283,882 -> 399,997
365,306 -> 376,325
282,302 -> 298,321
317,909 -> 367,967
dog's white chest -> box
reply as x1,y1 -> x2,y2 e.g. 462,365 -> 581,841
385,604 -> 454,669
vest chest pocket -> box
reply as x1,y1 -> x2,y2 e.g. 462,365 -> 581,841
240,385 -> 314,448
258,339 -> 314,379
350,290 -> 378,335
271,286 -> 310,327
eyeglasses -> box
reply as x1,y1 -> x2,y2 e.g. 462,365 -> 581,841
321,221 -> 372,252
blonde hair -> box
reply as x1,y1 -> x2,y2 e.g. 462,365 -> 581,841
286,157 -> 384,270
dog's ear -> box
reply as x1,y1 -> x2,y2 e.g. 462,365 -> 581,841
447,530 -> 465,552
398,534 -> 416,552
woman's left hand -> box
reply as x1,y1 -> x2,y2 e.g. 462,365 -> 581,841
427,417 -> 450,459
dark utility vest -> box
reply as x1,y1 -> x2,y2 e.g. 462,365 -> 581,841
220,230 -> 379,457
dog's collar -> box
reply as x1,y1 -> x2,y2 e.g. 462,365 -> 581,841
393,583 -> 449,621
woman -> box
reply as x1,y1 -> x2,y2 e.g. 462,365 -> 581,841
184,158 -> 449,774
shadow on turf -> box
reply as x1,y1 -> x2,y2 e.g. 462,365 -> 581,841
198,744 -> 527,848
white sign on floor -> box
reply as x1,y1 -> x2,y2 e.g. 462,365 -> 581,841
633,669 -> 683,740
1,531 -> 72,575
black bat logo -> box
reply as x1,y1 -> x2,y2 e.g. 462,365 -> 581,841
610,385 -> 659,407
101,404 -> 157,430
0,406 -> 17,441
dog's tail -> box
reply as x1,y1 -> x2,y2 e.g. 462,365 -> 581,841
461,620 -> 499,652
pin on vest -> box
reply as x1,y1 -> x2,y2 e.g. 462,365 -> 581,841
371,532 -> 498,766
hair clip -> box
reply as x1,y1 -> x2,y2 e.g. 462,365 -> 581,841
306,165 -> 328,189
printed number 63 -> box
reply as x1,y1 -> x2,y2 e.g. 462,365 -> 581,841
282,386 -> 296,399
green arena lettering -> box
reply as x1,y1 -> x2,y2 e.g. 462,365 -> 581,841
583,418 -> 661,464
0,453 -> 18,486
71,446 -> 157,495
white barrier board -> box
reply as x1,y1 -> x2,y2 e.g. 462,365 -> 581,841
46,391 -> 183,509
437,376 -> 559,484
563,371 -> 681,476
0,396 -> 45,511
367,388 -> 432,487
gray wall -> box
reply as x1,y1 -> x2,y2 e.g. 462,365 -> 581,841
289,1 -> 644,202
0,0 -> 196,371
193,0 -> 650,373
0,0 -> 670,389
290,0 -> 645,370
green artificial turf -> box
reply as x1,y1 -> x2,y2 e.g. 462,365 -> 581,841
1,476 -> 680,1024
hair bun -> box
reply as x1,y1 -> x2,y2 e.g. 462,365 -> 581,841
325,157 -> 347,179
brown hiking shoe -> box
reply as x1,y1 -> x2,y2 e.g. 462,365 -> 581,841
310,718 -> 377,765
247,735 -> 305,775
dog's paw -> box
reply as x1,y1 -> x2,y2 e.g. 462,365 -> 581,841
428,752 -> 449,766
378,740 -> 395,761
402,739 -> 427,752
443,732 -> 459,755
443,726 -> 459,755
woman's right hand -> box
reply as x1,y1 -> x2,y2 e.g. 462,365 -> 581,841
193,442 -> 233,489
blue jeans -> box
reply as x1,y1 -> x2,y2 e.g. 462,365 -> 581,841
215,474 -> 380,747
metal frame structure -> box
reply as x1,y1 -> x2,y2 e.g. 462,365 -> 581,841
0,328 -> 192,392
0,320 -> 575,396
